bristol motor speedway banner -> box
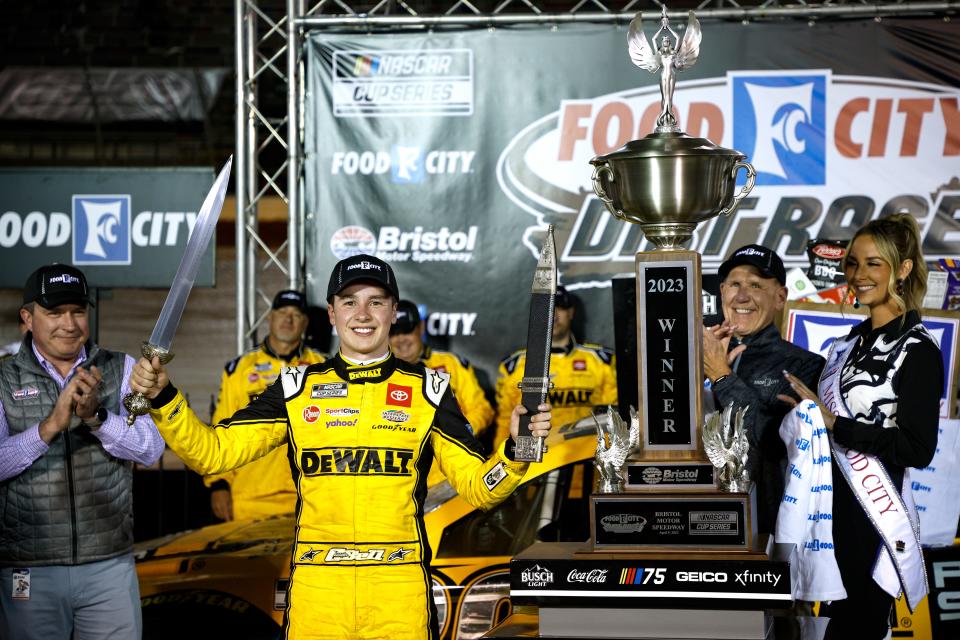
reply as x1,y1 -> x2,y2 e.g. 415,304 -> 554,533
0,168 -> 216,288
304,19 -> 960,377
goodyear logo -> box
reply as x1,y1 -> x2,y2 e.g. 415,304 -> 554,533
348,367 -> 381,380
300,447 -> 413,476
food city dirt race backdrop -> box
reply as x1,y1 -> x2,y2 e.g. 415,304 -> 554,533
303,18 -> 960,376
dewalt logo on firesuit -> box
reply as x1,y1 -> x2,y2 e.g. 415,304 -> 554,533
300,447 -> 414,476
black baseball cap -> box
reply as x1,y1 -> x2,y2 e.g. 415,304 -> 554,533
555,285 -> 575,309
326,254 -> 399,302
391,300 -> 421,335
22,264 -> 95,309
272,289 -> 307,312
718,244 -> 786,285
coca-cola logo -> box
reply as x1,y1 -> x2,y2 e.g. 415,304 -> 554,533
567,569 -> 608,584
812,244 -> 845,259
303,406 -> 321,423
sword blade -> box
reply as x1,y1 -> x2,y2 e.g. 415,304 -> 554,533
148,157 -> 232,349
515,225 -> 557,462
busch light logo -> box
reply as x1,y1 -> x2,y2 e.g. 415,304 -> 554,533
391,145 -> 425,183
72,195 -> 131,265
732,72 -> 827,186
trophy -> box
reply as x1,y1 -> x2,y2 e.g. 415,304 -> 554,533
505,11 -> 791,638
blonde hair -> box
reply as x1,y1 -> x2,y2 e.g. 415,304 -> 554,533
844,214 -> 927,315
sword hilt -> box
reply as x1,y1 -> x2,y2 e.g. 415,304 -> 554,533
123,342 -> 174,426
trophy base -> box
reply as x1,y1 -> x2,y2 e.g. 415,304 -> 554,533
590,488 -> 758,552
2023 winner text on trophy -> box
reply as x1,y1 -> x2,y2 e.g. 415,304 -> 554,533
497,9 -> 793,640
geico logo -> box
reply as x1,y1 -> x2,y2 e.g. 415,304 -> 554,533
300,448 -> 413,475
0,211 -> 199,248
348,368 -> 381,380
425,312 -> 477,337
324,548 -> 385,562
331,151 -> 475,175
548,389 -> 593,406
675,571 -> 728,583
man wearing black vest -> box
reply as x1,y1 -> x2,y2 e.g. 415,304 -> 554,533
0,264 -> 165,640
703,245 -> 825,536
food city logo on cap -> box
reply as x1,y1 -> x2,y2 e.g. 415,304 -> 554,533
386,384 -> 412,407
47,273 -> 81,285
346,260 -> 382,272
734,247 -> 767,259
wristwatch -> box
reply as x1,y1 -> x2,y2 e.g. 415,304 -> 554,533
84,406 -> 109,428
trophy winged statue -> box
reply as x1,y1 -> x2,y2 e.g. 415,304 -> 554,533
628,7 -> 702,133
703,404 -> 752,492
593,406 -> 640,493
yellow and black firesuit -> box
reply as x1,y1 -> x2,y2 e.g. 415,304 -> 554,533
494,338 -> 617,447
147,352 -> 530,640
205,342 -> 325,520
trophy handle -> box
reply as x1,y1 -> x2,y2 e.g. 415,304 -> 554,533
719,161 -> 757,216
591,164 -> 629,222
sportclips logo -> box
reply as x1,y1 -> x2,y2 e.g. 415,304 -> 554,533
0,198 -> 200,266
330,224 -> 478,264
331,147 -> 475,184
331,49 -> 474,117
497,71 -> 960,287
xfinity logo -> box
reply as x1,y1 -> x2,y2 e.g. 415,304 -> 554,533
330,148 -> 476,184
521,564 -> 554,587
73,195 -> 131,265
732,72 -> 827,186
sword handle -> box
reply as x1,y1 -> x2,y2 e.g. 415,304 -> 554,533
515,404 -> 548,463
123,342 -> 175,426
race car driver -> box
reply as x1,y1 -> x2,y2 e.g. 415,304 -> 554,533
494,285 -> 617,447
389,299 -> 494,438
130,253 -> 552,640
205,289 -> 325,521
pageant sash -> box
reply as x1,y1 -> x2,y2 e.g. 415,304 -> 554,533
819,336 -> 928,611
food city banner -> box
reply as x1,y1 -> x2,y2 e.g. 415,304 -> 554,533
0,168 -> 216,289
304,19 -> 960,377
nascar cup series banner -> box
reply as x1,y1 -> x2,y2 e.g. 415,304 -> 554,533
0,168 -> 216,288
304,19 -> 960,376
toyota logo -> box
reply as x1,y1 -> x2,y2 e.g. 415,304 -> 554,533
390,389 -> 409,402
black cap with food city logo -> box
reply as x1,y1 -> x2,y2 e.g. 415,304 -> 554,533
717,244 -> 786,285
22,264 -> 96,309
326,253 -> 399,302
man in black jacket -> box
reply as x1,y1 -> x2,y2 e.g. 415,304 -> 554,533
703,245 -> 825,535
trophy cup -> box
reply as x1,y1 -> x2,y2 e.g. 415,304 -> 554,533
503,11 -> 789,639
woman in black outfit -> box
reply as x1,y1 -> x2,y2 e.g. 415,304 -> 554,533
784,214 -> 942,638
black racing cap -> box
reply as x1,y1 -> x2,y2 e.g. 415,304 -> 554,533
272,289 -> 307,312
391,300 -> 421,335
326,254 -> 399,302
555,285 -> 575,309
718,244 -> 786,285
22,264 -> 95,309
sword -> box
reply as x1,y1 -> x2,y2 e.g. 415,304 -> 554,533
514,224 -> 557,462
122,157 -> 233,424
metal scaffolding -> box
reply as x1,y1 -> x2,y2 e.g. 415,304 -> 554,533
233,0 -> 959,353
